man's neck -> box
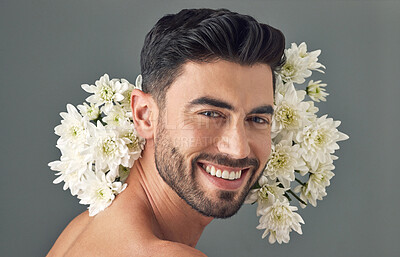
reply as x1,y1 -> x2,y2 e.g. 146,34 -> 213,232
122,142 -> 213,247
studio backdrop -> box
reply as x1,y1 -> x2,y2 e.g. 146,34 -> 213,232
1,1 -> 399,257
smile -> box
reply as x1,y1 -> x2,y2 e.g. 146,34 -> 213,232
200,163 -> 242,180
197,161 -> 250,190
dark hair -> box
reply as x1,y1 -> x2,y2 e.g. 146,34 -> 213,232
140,8 -> 285,106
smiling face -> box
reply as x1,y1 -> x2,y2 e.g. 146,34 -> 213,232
154,60 -> 274,218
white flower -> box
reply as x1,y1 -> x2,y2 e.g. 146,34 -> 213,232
274,77 -> 294,97
81,74 -> 128,113
119,125 -> 145,168
295,160 -> 335,208
296,42 -> 326,73
54,104 -> 89,147
103,104 -> 131,128
78,171 -> 127,216
135,74 -> 142,91
265,135 -> 308,188
271,83 -> 311,138
84,121 -> 130,180
279,44 -> 312,84
305,101 -> 319,122
118,80 -> 135,112
306,80 -> 329,102
49,160 -> 83,196
77,102 -> 100,120
278,42 -> 326,84
296,115 -> 349,170
245,175 -> 289,215
49,144 -> 93,195
257,199 -> 304,244
55,144 -> 92,176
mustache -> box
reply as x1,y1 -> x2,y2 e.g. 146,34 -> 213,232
193,152 -> 259,170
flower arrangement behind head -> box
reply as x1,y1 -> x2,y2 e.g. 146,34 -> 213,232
49,74 -> 145,215
49,9 -> 348,245
245,42 -> 348,244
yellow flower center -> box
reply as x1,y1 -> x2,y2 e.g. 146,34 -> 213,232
102,138 -> 117,156
100,85 -> 115,101
275,104 -> 297,127
70,125 -> 82,137
270,150 -> 289,169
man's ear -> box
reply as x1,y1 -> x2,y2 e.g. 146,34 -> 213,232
130,89 -> 157,139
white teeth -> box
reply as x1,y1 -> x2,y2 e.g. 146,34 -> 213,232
210,166 -> 216,176
210,165 -> 215,174
202,164 -> 242,180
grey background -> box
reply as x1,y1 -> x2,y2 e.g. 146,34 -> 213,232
1,0 -> 399,256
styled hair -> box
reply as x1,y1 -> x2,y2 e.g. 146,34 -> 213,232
140,8 -> 285,106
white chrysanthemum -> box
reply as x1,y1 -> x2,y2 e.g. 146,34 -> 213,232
84,121 -> 130,180
305,101 -> 319,122
265,136 -> 308,188
296,42 -> 326,73
245,175 -> 289,215
49,160 -> 83,196
279,44 -> 312,84
81,74 -> 128,113
295,161 -> 335,208
78,171 -> 127,216
77,102 -> 100,120
118,80 -> 135,112
119,126 -> 145,168
257,199 -> 304,244
49,144 -> 93,195
296,115 -> 349,170
103,104 -> 131,128
54,104 -> 89,147
274,75 -> 287,96
271,84 -> 311,138
135,74 -> 142,91
54,143 -> 92,176
306,80 -> 329,102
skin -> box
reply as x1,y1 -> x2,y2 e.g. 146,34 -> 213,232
47,60 -> 274,257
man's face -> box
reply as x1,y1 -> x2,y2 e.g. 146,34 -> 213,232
154,60 -> 274,218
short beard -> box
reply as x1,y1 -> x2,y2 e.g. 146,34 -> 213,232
154,116 -> 261,218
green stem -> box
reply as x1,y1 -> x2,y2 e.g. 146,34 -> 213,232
287,189 -> 307,206
284,192 -> 292,202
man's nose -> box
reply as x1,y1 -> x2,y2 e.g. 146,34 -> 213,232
216,121 -> 251,159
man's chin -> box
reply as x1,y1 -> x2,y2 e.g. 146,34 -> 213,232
186,189 -> 248,219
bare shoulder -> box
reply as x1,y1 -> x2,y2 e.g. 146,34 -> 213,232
57,230 -> 206,257
148,240 -> 208,257
47,209 -> 207,257
47,211 -> 91,257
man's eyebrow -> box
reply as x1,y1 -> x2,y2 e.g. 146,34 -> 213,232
248,105 -> 274,115
186,96 -> 273,115
186,96 -> 235,111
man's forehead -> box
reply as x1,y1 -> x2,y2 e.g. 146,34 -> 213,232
165,60 -> 274,109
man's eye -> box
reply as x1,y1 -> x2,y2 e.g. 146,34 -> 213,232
199,111 -> 221,118
249,116 -> 269,124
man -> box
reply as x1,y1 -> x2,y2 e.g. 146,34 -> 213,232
48,8 -> 285,256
